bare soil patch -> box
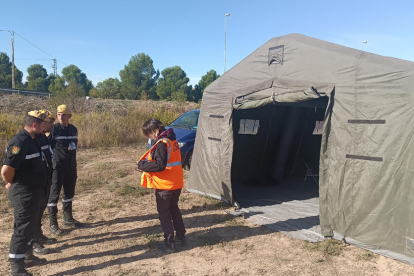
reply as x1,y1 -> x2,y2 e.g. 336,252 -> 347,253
1,147 -> 414,275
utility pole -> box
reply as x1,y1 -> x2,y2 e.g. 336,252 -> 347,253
52,58 -> 57,76
11,31 -> 15,88
1,30 -> 15,88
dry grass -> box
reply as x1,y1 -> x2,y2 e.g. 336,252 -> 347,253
1,148 -> 414,275
0,94 -> 199,161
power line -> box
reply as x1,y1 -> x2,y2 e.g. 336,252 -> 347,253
15,57 -> 57,76
15,58 -> 54,61
13,31 -> 104,82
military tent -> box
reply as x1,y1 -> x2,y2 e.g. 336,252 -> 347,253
187,33 -> 414,265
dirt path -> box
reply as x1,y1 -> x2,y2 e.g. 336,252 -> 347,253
1,147 -> 414,275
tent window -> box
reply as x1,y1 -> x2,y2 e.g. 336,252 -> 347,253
268,45 -> 284,65
239,119 -> 260,135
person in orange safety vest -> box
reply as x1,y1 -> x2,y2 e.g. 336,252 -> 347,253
137,118 -> 186,253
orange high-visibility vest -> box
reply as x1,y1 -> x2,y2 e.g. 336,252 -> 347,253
138,138 -> 183,190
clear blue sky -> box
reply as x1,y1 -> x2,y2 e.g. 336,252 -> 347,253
1,0 -> 413,86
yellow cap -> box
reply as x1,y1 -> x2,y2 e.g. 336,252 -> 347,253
27,110 -> 50,123
39,109 -> 56,120
57,104 -> 72,115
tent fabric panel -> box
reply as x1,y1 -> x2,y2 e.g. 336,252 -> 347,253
188,86 -> 235,203
320,57 -> 414,259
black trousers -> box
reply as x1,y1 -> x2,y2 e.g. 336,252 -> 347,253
155,189 -> 186,243
48,165 -> 77,209
37,173 -> 52,236
8,188 -> 42,262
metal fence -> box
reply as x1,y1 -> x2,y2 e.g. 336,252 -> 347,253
0,87 -> 51,97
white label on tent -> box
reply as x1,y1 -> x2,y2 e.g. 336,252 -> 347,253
239,119 -> 260,135
313,121 -> 324,135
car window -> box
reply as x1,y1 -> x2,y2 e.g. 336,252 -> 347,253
170,112 -> 199,130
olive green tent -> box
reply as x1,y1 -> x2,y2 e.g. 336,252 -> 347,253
188,33 -> 414,265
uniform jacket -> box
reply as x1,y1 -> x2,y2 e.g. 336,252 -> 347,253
49,123 -> 78,169
3,129 -> 48,196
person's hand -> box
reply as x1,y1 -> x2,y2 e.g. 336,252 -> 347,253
135,162 -> 143,173
5,183 -> 12,190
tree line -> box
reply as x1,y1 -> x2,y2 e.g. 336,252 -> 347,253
0,52 -> 219,102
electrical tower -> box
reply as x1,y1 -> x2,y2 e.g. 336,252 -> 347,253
51,58 -> 57,76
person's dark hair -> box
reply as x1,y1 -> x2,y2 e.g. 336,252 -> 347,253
24,115 -> 42,127
142,118 -> 165,137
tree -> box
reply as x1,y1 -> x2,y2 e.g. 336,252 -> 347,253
199,69 -> 219,92
88,88 -> 98,98
189,84 -> 202,103
26,64 -> 50,91
48,75 -> 66,93
92,78 -> 122,99
65,82 -> 85,97
191,70 -> 220,102
119,53 -> 159,100
0,52 -> 23,88
61,65 -> 93,95
156,66 -> 190,101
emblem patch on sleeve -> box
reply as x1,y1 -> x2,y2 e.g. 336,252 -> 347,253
11,146 -> 21,155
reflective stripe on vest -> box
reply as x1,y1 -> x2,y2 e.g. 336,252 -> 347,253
56,136 -> 77,140
25,152 -> 40,159
167,161 -> 182,167
160,138 -> 172,161
41,145 -> 49,150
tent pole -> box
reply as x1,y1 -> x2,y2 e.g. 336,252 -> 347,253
291,107 -> 311,176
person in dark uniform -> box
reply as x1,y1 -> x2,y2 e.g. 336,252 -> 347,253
31,110 -> 57,255
47,104 -> 83,236
1,111 -> 50,276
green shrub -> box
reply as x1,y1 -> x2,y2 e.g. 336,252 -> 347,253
304,239 -> 343,256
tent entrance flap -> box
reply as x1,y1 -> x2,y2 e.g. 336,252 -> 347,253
230,98 -> 328,242
233,77 -> 334,110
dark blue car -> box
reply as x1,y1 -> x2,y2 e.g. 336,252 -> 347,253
147,109 -> 200,170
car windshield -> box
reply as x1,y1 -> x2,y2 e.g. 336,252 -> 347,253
169,111 -> 199,130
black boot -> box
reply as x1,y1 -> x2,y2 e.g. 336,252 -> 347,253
33,240 -> 54,255
48,206 -> 63,236
24,243 -> 46,267
10,259 -> 32,276
37,233 -> 57,245
174,234 -> 186,245
63,202 -> 83,228
37,222 -> 57,245
160,241 -> 175,253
